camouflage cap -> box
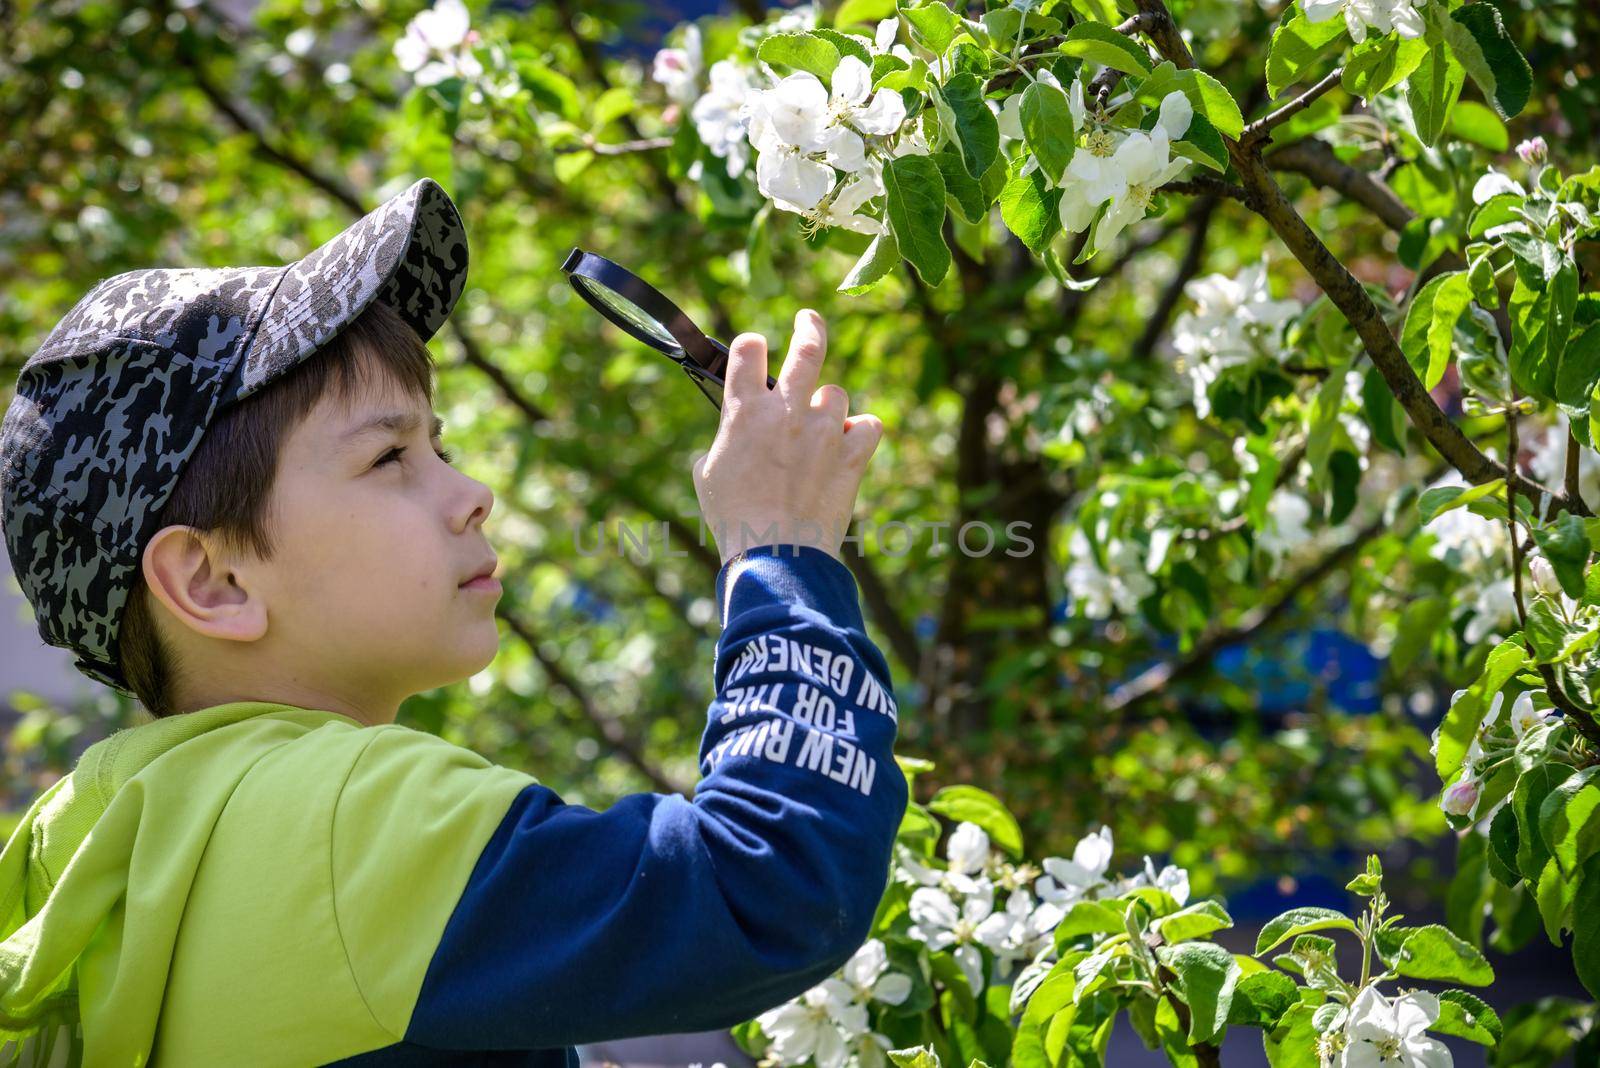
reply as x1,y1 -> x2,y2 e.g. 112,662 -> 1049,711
0,176 -> 469,694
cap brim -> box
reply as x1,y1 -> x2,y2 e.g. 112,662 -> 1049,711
222,177 -> 468,404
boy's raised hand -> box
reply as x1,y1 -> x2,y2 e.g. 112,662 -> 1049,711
692,308 -> 883,565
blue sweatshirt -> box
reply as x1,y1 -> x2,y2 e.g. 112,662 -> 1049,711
0,545 -> 908,1066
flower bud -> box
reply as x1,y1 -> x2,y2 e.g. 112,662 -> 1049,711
1441,777 -> 1481,817
1529,553 -> 1562,596
1516,136 -> 1548,165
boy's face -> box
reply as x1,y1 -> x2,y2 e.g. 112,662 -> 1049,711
215,372 -> 502,722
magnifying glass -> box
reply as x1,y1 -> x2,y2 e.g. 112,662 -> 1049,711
560,248 -> 777,410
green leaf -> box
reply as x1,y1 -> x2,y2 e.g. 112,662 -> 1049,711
757,32 -> 843,83
834,0 -> 897,27
1489,801 -> 1522,885
1342,35 -> 1427,102
812,28 -> 874,65
1400,270 -> 1471,389
927,784 -> 1024,856
1266,7 -> 1349,99
1517,763 -> 1577,884
1135,63 -> 1244,139
898,1 -> 961,54
1054,900 -> 1128,946
1060,20 -> 1153,75
1407,33 -> 1465,147
938,72 -> 1000,179
1526,596 -> 1577,663
1264,1003 -> 1319,1068
1392,924 -> 1494,986
1155,900 -> 1234,944
839,233 -> 901,295
1433,990 -> 1503,1046
1510,259 -> 1581,402
1173,112 -> 1228,173
1446,100 -> 1507,151
1417,477 -> 1504,524
1020,81 -> 1076,184
889,1045 -> 943,1068
1254,907 -> 1357,955
514,58 -> 581,122
1156,942 -> 1239,1045
883,154 -> 951,285
1225,971 -> 1298,1030
1533,513 -> 1591,599
1435,638 -> 1526,780
1535,857 -> 1576,944
998,155 -> 1062,253
1557,324 -> 1600,408
1446,3 -> 1532,119
934,148 -> 990,223
1573,854 -> 1600,998
1541,766 -> 1600,875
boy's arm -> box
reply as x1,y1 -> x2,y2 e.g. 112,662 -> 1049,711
332,544 -> 907,1051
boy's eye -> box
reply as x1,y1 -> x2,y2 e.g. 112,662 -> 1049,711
374,446 -> 456,468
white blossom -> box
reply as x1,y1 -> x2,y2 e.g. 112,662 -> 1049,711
1529,414 -> 1600,506
1258,490 -> 1314,558
690,59 -> 760,178
392,0 -> 482,86
1339,987 -> 1451,1068
1471,167 -> 1527,205
755,978 -> 869,1068
651,24 -> 702,107
1464,577 -> 1517,646
840,939 -> 914,1007
1302,0 -> 1428,45
1510,690 -> 1550,739
1065,530 -> 1156,619
1036,825 -> 1114,905
947,821 -> 992,875
1061,92 -> 1192,253
1171,264 -> 1301,417
1132,856 -> 1191,906
869,18 -> 915,63
908,885 -> 996,991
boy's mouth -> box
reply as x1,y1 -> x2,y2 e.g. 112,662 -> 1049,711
459,556 -> 500,588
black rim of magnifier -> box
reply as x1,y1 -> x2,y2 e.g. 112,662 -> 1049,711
561,247 -> 734,403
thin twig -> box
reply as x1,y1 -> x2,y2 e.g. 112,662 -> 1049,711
499,607 -> 690,794
1241,66 -> 1344,147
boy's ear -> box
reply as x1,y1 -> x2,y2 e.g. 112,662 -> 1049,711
141,525 -> 268,643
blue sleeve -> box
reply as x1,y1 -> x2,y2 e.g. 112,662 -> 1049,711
403,544 -> 909,1050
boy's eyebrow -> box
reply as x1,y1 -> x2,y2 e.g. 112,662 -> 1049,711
338,411 -> 446,450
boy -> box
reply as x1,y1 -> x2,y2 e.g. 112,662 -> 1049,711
0,177 -> 906,1065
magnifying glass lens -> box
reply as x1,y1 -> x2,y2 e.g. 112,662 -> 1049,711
571,275 -> 682,352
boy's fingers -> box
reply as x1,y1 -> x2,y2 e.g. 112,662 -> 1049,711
723,332 -> 769,404
777,308 -> 827,407
842,413 -> 884,463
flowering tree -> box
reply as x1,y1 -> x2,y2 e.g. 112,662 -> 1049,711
4,0 -> 1600,1062
739,769 -> 1502,1067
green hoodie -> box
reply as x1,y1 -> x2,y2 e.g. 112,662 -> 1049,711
0,700 -> 533,1066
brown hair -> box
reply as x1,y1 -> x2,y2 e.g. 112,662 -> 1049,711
118,298 -> 438,717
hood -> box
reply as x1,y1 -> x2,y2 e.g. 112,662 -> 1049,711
0,701 -> 353,1061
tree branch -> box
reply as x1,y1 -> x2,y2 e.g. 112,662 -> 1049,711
499,607 -> 690,794
1265,138 -> 1414,235
1106,508 -> 1389,714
